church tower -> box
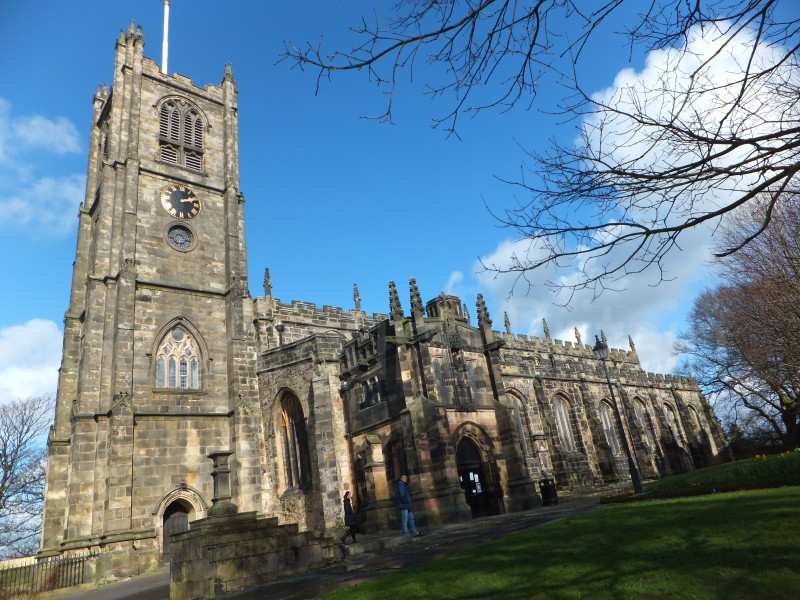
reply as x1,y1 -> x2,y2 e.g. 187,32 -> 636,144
40,22 -> 263,570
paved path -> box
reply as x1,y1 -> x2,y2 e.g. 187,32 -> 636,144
60,496 -> 602,600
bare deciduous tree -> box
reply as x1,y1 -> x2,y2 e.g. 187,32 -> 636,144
677,194 -> 800,448
0,395 -> 53,559
282,1 -> 800,300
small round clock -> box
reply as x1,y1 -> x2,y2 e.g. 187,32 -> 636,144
161,184 -> 201,220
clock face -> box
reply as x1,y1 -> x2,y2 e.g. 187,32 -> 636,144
160,184 -> 201,220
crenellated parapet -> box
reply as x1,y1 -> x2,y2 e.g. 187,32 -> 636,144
252,294 -> 387,355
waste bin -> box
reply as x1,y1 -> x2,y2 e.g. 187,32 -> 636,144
539,478 -> 558,506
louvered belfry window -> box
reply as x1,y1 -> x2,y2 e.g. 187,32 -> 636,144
159,99 -> 204,170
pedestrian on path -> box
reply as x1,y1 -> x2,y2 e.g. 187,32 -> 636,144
340,491 -> 358,544
397,474 -> 420,537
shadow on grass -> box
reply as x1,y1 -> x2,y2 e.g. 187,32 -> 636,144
326,487 -> 800,600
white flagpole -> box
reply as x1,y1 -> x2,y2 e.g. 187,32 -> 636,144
162,0 -> 170,74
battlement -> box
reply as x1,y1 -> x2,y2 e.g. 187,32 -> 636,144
140,57 -> 227,102
254,295 -> 387,322
112,21 -> 230,105
500,330 -> 636,361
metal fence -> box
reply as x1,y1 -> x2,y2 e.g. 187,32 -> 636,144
0,553 -> 94,599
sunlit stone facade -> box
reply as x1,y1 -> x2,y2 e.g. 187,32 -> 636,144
40,22 -> 726,577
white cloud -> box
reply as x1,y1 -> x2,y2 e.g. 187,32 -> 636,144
471,22 -> 795,375
474,242 -> 687,373
444,271 -> 464,294
0,97 -> 84,237
0,98 -> 10,162
11,115 -> 81,155
0,319 -> 62,402
584,21 -> 795,229
0,174 -> 85,234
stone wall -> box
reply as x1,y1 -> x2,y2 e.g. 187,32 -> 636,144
170,512 -> 337,600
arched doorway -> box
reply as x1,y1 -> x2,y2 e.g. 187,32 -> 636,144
162,501 -> 189,563
456,437 -> 502,518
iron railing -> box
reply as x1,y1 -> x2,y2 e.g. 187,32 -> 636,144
0,553 -> 94,599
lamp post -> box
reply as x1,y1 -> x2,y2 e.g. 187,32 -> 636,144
592,336 -> 643,494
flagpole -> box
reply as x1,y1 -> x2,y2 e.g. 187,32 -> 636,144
161,0 -> 170,74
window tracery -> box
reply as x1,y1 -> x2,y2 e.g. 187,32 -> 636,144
687,405 -> 702,431
156,326 -> 201,389
554,395 -> 577,452
359,376 -> 384,409
633,397 -> 654,448
279,395 -> 311,490
599,401 -> 621,455
663,403 -> 682,442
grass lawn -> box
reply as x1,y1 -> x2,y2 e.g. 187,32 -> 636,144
635,451 -> 800,500
321,486 -> 800,599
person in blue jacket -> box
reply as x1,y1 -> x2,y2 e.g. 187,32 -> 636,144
397,474 -> 420,537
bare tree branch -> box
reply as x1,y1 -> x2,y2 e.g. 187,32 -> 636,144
676,192 -> 800,448
0,395 -> 53,559
281,0 -> 800,300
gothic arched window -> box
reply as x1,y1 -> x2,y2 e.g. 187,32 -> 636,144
633,397 -> 654,448
279,395 -> 311,491
554,395 -> 577,452
156,326 -> 201,389
506,393 -> 532,459
687,405 -> 702,432
663,403 -> 682,442
599,401 -> 621,455
158,99 -> 204,170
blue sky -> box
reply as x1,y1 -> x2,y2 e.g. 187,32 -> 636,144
0,1 -> 734,400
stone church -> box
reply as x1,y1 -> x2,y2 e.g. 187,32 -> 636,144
40,22 -> 726,572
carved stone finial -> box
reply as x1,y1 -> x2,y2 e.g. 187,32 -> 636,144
543,319 -> 550,339
476,294 -> 492,327
124,21 -> 144,43
574,327 -> 582,347
628,335 -> 636,352
263,268 -> 272,297
354,284 -> 362,311
504,312 -> 512,335
223,63 -> 238,91
463,303 -> 470,325
601,330 -> 607,346
409,278 -> 423,317
389,281 -> 404,319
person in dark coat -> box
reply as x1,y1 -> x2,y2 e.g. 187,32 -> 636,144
397,474 -> 419,536
340,491 -> 358,544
